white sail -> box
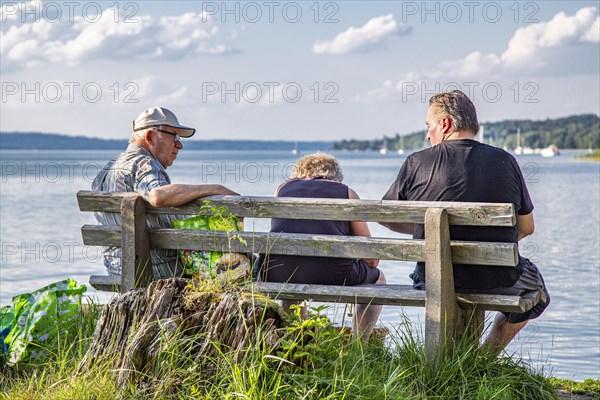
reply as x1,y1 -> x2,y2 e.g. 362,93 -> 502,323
291,142 -> 299,155
380,137 -> 388,155
514,127 -> 523,154
397,134 -> 405,154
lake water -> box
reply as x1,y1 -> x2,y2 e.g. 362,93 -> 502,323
1,149 -> 598,380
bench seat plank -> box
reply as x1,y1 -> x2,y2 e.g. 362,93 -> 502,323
88,276 -> 540,315
89,275 -> 120,292
253,282 -> 540,313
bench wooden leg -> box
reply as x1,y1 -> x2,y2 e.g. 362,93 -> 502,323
120,194 -> 153,293
457,307 -> 485,346
424,208 -> 459,365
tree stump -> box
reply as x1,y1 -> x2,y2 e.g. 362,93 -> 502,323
78,278 -> 290,387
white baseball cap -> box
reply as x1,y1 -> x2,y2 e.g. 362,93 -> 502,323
132,107 -> 196,138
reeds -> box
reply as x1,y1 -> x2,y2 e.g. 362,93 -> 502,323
0,297 -> 564,399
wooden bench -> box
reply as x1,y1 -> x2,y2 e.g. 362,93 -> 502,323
77,190 -> 544,360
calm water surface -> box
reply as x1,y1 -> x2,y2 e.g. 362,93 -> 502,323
1,149 -> 598,380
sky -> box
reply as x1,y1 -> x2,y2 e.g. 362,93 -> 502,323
1,0 -> 599,141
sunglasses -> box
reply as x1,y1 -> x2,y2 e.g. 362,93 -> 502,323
153,128 -> 181,143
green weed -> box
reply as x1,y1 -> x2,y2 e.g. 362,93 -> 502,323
0,297 -> 568,400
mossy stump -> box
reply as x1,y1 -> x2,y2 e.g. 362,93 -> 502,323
78,278 -> 290,387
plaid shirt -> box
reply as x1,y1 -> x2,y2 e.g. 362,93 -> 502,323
92,143 -> 182,278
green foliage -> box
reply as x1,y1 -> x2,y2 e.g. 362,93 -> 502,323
198,201 -> 247,248
375,320 -> 558,400
0,298 -> 108,399
4,280 -> 86,365
172,201 -> 246,277
1,303 -> 568,399
277,305 -> 345,369
333,114 -> 600,151
171,201 -> 242,237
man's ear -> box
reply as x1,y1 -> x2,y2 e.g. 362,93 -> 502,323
441,117 -> 452,134
144,129 -> 154,145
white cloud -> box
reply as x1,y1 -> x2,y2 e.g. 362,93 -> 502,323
312,14 -> 409,55
0,3 -> 238,72
501,7 -> 598,69
154,86 -> 191,106
353,80 -> 395,103
582,15 -> 599,42
132,76 -> 198,106
357,7 -> 599,104
446,52 -> 502,78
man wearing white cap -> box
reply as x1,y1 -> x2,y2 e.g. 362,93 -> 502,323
92,107 -> 239,278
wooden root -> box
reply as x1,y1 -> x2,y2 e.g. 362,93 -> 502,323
78,278 -> 290,387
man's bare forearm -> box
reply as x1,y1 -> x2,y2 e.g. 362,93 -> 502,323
517,213 -> 535,241
148,184 -> 239,208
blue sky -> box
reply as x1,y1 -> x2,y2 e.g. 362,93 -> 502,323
1,1 -> 599,141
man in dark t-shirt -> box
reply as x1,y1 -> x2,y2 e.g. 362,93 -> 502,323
382,90 -> 549,353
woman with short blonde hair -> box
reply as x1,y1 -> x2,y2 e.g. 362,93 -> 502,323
290,152 -> 344,182
260,152 -> 385,339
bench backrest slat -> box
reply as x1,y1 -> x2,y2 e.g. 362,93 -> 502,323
81,226 -> 518,266
77,191 -> 516,226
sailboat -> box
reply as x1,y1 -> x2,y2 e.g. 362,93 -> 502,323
514,127 -> 534,154
379,137 -> 389,155
514,128 -> 523,155
397,134 -> 405,155
291,142 -> 300,155
540,144 -> 560,157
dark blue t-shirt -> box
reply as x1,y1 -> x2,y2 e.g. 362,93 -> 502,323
383,139 -> 534,290
262,178 -> 366,285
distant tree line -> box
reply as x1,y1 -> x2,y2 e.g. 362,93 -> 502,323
0,132 -> 334,151
333,114 -> 600,151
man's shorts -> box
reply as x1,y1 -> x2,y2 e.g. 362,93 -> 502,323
352,259 -> 381,285
485,258 -> 551,323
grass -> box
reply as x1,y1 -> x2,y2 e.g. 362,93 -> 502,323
0,297 -> 595,400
